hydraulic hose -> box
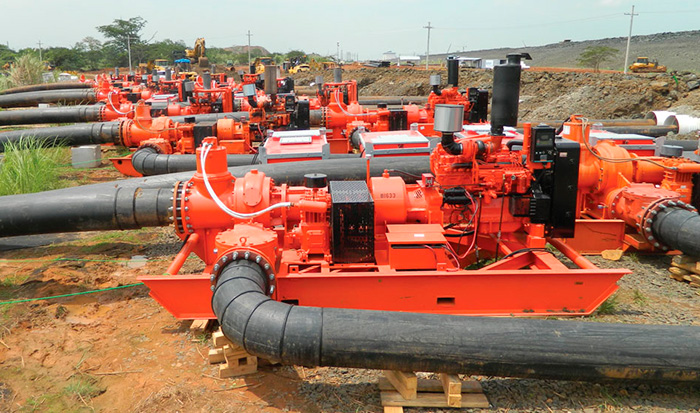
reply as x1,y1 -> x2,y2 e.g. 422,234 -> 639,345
652,207 -> 700,256
213,260 -> 700,382
0,122 -> 119,151
0,186 -> 171,237
0,105 -> 102,126
0,89 -> 96,108
0,82 -> 92,95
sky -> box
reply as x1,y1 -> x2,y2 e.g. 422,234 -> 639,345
2,0 -> 700,60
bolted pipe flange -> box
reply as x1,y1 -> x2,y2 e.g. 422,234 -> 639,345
209,248 -> 277,295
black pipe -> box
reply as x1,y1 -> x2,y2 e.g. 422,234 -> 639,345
0,156 -> 430,237
0,122 -> 119,151
213,259 -> 700,382
0,82 -> 92,95
0,89 -> 97,108
132,148 -> 361,176
0,105 -> 103,126
490,54 -> 523,136
446,57 -> 459,87
441,132 -> 462,155
664,139 -> 698,151
0,186 -> 171,237
599,125 -> 678,137
169,112 -> 249,123
652,207 -> 700,256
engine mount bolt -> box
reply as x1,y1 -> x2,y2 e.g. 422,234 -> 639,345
213,264 -> 220,271
646,219 -> 653,224
213,248 -> 218,254
255,256 -> 262,263
645,227 -> 651,232
269,273 -> 275,280
653,242 -> 660,248
647,236 -> 654,241
269,286 -> 275,294
232,252 -> 239,260
222,256 -> 227,263
210,285 -> 215,291
185,207 -> 189,211
209,275 -> 215,282
264,263 -> 270,270
184,197 -> 189,201
244,251 -> 250,260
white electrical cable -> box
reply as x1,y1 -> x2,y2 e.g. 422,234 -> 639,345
334,89 -> 372,117
199,143 -> 292,219
107,91 -> 134,116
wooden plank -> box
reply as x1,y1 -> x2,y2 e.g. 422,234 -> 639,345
383,407 -> 404,413
208,348 -> 225,364
218,360 -> 258,378
439,373 -> 462,407
222,344 -> 248,362
378,377 -> 482,394
380,391 -> 489,408
383,371 -> 417,400
212,330 -> 233,348
189,319 -> 212,334
669,266 -> 691,281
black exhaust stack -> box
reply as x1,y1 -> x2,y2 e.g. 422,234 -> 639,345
446,57 -> 459,88
490,53 -> 531,136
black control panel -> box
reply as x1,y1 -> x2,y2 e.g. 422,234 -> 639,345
530,125 -> 556,163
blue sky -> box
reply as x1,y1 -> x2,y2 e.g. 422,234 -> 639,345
2,0 -> 699,59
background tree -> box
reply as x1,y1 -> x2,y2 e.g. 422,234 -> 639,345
96,17 -> 148,67
577,46 -> 618,72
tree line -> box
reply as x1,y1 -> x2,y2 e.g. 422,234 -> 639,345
1,17 -> 313,72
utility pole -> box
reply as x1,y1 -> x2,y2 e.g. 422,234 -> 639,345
337,41 -> 340,63
126,34 -> 133,74
623,5 -> 638,74
37,40 -> 42,62
423,22 -> 433,70
246,30 -> 252,71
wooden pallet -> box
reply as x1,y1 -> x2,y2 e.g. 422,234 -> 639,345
189,319 -> 214,334
669,255 -> 700,288
208,329 -> 258,378
379,371 -> 489,412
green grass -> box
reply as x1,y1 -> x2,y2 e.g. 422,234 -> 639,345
64,376 -> 105,400
0,138 -> 70,196
632,289 -> 647,306
597,295 -> 619,315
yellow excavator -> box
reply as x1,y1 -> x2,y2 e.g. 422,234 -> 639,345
629,57 -> 667,73
253,56 -> 274,74
185,38 -> 209,69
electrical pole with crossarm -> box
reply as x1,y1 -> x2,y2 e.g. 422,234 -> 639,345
623,5 -> 638,74
424,22 -> 433,70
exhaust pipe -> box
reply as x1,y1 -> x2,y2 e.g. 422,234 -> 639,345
213,260 -> 700,382
0,89 -> 97,108
490,54 -> 526,136
0,82 -> 92,95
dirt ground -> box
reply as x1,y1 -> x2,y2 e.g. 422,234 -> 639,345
2,68 -> 700,412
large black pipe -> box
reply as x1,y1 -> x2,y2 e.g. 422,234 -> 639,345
213,260 -> 700,382
0,122 -> 119,151
599,125 -> 678,137
490,54 -> 522,136
0,105 -> 103,126
131,148 -> 360,176
0,156 -> 430,237
0,112 -> 250,152
652,207 -> 700,256
0,89 -> 97,108
0,186 -> 171,237
0,82 -> 92,95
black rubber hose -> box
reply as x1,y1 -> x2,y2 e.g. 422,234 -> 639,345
0,187 -> 172,237
0,105 -> 102,126
213,260 -> 700,382
652,207 -> 700,256
169,112 -> 250,123
0,122 -> 119,152
0,82 -> 92,95
131,148 -> 361,176
0,89 -> 97,108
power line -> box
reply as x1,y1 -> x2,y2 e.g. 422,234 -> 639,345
424,21 -> 433,69
623,5 -> 639,74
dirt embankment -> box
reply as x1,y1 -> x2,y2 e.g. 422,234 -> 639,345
293,67 -> 700,120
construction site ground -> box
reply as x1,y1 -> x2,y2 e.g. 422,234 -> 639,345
1,67 -> 700,412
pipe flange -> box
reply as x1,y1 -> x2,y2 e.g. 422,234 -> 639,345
210,249 -> 276,295
139,142 -> 164,154
172,181 -> 186,233
641,198 -> 696,251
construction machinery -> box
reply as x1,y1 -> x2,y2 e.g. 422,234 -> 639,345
629,57 -> 667,73
1,53 -> 700,383
185,38 -> 209,68
253,57 -> 274,74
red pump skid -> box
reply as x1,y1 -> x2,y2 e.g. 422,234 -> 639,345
140,137 -> 628,319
